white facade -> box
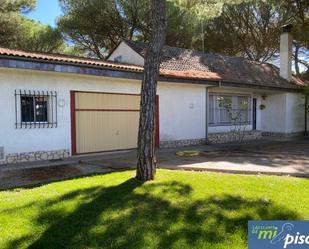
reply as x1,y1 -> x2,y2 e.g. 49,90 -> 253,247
159,82 -> 207,141
0,68 -> 210,158
0,65 -> 306,163
260,92 -> 305,134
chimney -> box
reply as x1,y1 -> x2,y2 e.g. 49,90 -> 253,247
280,24 -> 293,81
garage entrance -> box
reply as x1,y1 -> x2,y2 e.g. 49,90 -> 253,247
70,91 -> 159,154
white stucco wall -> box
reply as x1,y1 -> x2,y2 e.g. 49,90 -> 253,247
0,68 -> 207,156
286,93 -> 305,133
261,93 -> 286,132
108,42 -> 144,66
0,67 -> 305,159
261,92 -> 305,133
158,82 -> 206,141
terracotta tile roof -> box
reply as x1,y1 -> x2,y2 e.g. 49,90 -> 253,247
0,44 -> 305,90
124,39 -> 305,89
0,47 -> 143,72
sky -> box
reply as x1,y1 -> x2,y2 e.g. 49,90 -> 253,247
24,0 -> 61,27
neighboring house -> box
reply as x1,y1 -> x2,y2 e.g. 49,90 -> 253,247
0,26 -> 306,164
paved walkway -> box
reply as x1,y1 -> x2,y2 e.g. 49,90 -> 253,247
159,140 -> 309,177
1,139 -> 309,189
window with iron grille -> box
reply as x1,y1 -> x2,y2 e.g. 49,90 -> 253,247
209,93 -> 252,126
15,90 -> 57,128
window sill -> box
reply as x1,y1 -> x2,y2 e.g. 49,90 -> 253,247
209,123 -> 252,127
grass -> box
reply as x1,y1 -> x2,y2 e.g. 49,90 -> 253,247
0,170 -> 308,249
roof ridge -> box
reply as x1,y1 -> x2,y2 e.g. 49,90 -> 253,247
123,39 -> 254,62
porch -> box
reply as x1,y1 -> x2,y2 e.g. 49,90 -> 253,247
205,87 -> 306,144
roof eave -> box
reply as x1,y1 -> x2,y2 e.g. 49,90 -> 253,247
220,80 -> 303,93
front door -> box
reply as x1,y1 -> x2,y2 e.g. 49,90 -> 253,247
253,98 -> 257,130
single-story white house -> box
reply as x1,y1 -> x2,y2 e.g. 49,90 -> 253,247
0,26 -> 307,164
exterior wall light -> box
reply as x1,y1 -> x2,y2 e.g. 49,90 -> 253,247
259,104 -> 266,110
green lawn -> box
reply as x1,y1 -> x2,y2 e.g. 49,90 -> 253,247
0,170 -> 308,249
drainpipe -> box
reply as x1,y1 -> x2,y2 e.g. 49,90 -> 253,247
205,81 -> 221,142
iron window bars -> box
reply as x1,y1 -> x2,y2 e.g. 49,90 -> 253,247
15,90 -> 57,129
209,94 -> 252,126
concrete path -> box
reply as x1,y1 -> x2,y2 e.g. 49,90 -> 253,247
158,140 -> 309,177
84,139 -> 309,177
1,139 -> 309,190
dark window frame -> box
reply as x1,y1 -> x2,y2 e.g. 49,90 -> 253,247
21,95 -> 49,123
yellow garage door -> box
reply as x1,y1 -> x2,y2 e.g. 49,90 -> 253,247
73,91 -> 140,154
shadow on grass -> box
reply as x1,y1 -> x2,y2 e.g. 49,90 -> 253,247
6,179 -> 301,249
0,169 -> 119,191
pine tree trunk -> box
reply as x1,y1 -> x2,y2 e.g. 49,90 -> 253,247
136,0 -> 166,181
